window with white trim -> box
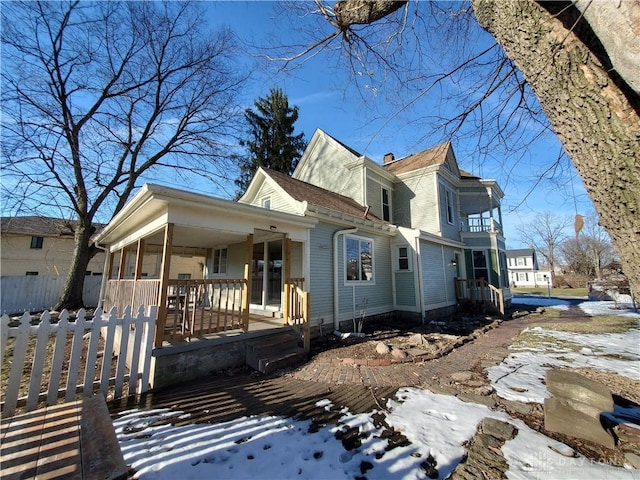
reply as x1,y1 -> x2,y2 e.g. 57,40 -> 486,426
262,197 -> 271,209
345,235 -> 374,283
517,257 -> 525,266
213,248 -> 228,274
445,189 -> 455,225
382,187 -> 391,222
396,245 -> 411,271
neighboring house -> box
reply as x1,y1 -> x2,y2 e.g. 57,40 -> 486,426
95,129 -> 511,387
506,248 -> 552,288
0,216 -> 106,277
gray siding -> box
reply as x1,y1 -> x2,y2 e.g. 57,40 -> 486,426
252,182 -> 292,213
308,222 -> 336,319
420,241 -> 457,307
337,232 -> 393,319
394,173 -> 439,232
395,272 -> 416,307
438,179 -> 460,241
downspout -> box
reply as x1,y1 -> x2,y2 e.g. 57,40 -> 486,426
414,234 -> 426,324
94,242 -> 109,311
333,228 -> 358,331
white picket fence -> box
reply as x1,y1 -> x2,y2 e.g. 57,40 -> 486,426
1,305 -> 156,417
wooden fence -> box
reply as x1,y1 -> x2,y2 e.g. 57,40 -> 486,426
0,275 -> 102,315
1,306 -> 156,417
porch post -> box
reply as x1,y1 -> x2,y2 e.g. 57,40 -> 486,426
132,238 -> 146,308
155,223 -> 174,347
242,234 -> 253,332
117,248 -> 127,279
283,237 -> 291,325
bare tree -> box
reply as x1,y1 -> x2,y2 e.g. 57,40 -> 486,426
278,0 -> 640,295
561,213 -> 617,281
516,213 -> 571,286
1,1 -> 247,309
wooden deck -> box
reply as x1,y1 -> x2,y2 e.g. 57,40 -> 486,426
110,369 -> 398,427
1,396 -> 127,480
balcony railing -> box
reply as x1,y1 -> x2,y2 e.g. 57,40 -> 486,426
460,217 -> 502,234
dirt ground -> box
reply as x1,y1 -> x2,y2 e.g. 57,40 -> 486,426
306,308 -> 640,469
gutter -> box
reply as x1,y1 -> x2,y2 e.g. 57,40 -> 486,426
333,228 -> 358,331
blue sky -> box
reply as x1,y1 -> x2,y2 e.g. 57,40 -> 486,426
197,1 -> 594,248
1,1 -> 595,248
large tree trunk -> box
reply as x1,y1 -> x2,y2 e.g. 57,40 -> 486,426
54,219 -> 96,310
472,0 -> 640,296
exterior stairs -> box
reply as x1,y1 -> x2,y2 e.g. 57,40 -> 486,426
245,330 -> 307,374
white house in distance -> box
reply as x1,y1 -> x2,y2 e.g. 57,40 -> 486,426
95,129 -> 512,387
506,248 -> 552,288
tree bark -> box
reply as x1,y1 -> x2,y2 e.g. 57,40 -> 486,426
472,0 -> 640,296
54,219 -> 96,310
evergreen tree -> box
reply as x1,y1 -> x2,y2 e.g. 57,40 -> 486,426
235,88 -> 306,198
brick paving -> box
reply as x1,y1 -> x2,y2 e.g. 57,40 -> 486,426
290,316 -> 534,388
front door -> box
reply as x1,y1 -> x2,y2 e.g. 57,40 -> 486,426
250,239 -> 283,308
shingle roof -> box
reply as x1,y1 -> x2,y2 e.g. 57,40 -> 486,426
382,142 -> 450,175
507,249 -> 535,257
0,216 -> 104,237
263,169 -> 383,223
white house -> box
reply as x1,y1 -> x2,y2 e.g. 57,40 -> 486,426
506,248 -> 552,288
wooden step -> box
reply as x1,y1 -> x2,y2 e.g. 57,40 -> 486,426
246,332 -> 306,373
258,348 -> 307,374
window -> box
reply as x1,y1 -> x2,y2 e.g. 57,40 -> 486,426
396,245 -> 410,271
472,250 -> 488,281
382,187 -> 391,222
517,257 -> 525,266
345,236 -> 374,283
26,271 -> 38,276
213,248 -> 228,274
177,273 -> 191,280
262,197 -> 271,210
30,236 -> 43,249
445,189 -> 455,225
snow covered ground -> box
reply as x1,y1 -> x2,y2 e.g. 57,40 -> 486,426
114,297 -> 640,479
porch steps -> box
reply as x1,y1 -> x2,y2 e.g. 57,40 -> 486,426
245,331 -> 307,374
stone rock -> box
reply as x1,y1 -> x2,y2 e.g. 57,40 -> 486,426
474,385 -> 495,397
544,396 -> 615,448
375,342 -> 390,355
450,371 -> 475,383
500,399 -> 533,415
546,369 -> 614,411
409,333 -> 426,345
391,348 -> 407,359
457,392 -> 496,408
480,418 -> 518,441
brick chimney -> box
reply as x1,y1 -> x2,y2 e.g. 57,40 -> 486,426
383,152 -> 394,164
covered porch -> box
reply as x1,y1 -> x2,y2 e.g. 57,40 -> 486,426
95,184 -> 317,350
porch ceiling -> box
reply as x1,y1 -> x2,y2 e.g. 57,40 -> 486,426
459,191 -> 500,215
145,225 -> 246,250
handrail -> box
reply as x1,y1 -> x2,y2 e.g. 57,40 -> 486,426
454,277 -> 505,316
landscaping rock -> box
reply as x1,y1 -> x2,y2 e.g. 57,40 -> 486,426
391,348 -> 407,359
624,452 -> 640,469
544,370 -> 616,449
450,371 -> 475,383
375,342 -> 390,355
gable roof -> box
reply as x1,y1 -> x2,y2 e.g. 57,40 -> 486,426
263,168 -> 383,223
382,142 -> 451,175
1,216 -> 105,237
507,248 -> 536,258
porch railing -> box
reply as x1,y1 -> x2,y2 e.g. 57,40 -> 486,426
284,278 -> 310,353
460,217 -> 502,234
165,278 -> 247,343
454,278 -> 505,316
103,279 -> 161,317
